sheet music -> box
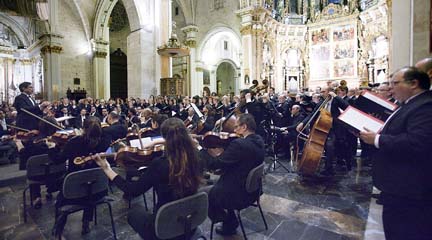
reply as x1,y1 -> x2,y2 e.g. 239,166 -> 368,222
129,136 -> 164,150
362,91 -> 398,111
338,106 -> 384,133
190,103 -> 203,118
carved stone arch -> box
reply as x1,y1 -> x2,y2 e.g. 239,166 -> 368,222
66,0 -> 92,41
197,25 -> 242,61
175,0 -> 196,24
93,0 -> 142,41
0,13 -> 31,47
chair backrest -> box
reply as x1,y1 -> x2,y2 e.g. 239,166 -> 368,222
62,168 -> 108,200
154,192 -> 208,240
26,154 -> 66,179
245,163 -> 265,193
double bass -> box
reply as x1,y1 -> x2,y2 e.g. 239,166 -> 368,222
296,96 -> 332,176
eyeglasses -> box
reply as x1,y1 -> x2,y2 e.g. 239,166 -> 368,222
389,80 -> 402,86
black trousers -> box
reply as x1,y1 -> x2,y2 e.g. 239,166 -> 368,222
383,202 -> 432,240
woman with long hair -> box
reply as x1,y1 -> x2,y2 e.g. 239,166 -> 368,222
51,116 -> 111,237
95,117 -> 202,239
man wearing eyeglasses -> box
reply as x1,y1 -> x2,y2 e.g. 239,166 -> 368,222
360,67 -> 432,240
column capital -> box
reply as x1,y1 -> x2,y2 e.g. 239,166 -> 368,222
181,25 -> 199,48
94,51 -> 108,58
41,45 -> 63,54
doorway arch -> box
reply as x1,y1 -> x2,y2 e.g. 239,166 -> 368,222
216,60 -> 238,96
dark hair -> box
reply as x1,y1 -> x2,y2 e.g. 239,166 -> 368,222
38,117 -> 59,137
160,118 -> 201,197
151,114 -> 168,128
401,66 -> 431,90
108,111 -> 119,120
128,107 -> 137,116
18,82 -> 32,92
83,116 -> 103,149
238,113 -> 256,132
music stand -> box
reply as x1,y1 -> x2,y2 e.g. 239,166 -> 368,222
264,122 -> 291,174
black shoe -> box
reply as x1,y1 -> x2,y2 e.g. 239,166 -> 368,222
215,225 -> 237,236
33,198 -> 42,209
81,221 -> 91,235
320,169 -> 335,176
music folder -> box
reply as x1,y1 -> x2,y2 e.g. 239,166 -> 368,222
354,91 -> 398,121
338,106 -> 384,133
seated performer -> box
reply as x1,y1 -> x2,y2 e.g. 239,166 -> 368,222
206,114 -> 265,235
103,111 -> 127,142
15,117 -> 62,209
94,118 -> 202,239
50,116 -> 111,237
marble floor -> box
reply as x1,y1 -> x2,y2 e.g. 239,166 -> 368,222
0,157 -> 377,240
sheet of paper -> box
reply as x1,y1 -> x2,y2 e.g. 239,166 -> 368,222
338,106 -> 384,133
129,137 -> 152,149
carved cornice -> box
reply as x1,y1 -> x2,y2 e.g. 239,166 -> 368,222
41,45 -> 63,54
0,46 -> 14,55
184,39 -> 197,48
94,51 -> 108,58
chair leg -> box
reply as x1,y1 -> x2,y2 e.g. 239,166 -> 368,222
143,193 -> 148,211
23,186 -> 30,223
210,222 -> 214,240
94,206 -> 97,225
236,210 -> 247,240
257,200 -> 268,230
105,202 -> 117,240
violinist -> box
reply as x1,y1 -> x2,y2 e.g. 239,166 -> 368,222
205,114 -> 264,236
139,108 -> 152,128
0,110 -> 17,164
127,107 -> 141,127
296,86 -> 349,175
103,112 -> 128,142
141,114 -> 168,138
197,104 -> 216,135
94,117 -> 202,239
185,107 -> 199,131
15,117 -> 61,209
50,116 -> 111,237
74,108 -> 87,129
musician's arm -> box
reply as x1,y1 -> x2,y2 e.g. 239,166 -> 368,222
213,140 -> 242,169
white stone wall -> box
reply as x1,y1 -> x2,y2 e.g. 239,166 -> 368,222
413,0 -> 431,63
58,0 -> 92,97
109,25 -> 130,54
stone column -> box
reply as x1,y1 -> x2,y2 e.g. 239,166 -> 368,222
182,25 -> 199,95
40,34 -> 63,101
237,8 -> 265,90
390,0 -> 413,71
92,40 -> 109,99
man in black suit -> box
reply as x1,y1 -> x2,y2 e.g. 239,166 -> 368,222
74,108 -> 87,129
13,82 -> 49,130
296,86 -> 349,175
103,112 -> 127,142
360,67 -> 432,240
206,114 -> 265,236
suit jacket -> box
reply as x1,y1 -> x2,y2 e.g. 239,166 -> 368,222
74,116 -> 87,129
209,134 -> 265,208
103,122 -> 127,142
373,91 -> 432,202
13,93 -> 42,130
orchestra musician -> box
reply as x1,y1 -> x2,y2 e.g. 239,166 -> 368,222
103,112 -> 128,142
15,117 -> 62,209
93,117 -> 202,239
359,67 -> 432,240
296,86 -> 349,175
50,116 -> 111,237
196,104 -> 216,135
13,82 -> 50,130
205,114 -> 265,236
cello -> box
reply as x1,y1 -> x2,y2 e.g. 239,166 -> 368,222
296,96 -> 333,176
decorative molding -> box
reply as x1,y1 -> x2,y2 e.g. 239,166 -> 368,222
184,39 -> 197,48
0,46 -> 15,55
41,45 -> 63,54
94,51 -> 108,58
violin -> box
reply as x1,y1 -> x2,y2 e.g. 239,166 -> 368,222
192,132 -> 240,148
16,130 -> 40,142
73,143 -> 164,168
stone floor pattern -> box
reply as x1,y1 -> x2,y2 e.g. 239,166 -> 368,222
0,158 -> 374,240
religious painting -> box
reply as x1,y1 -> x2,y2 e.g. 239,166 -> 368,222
203,69 -> 210,85
332,25 -> 355,41
333,60 -> 355,78
334,42 -> 355,59
310,63 -> 330,79
311,46 -> 331,61
311,28 -> 330,45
